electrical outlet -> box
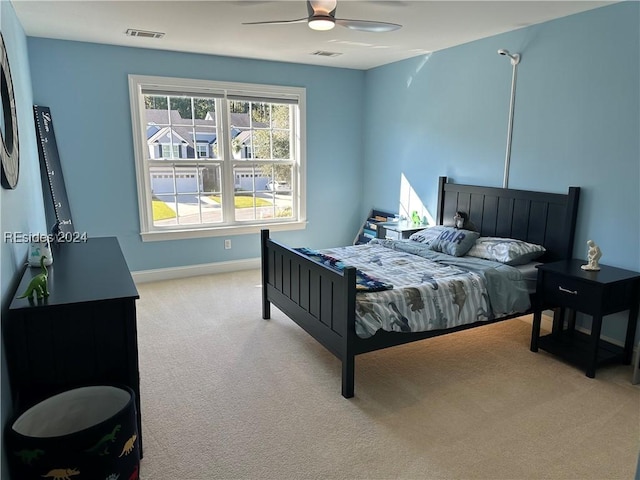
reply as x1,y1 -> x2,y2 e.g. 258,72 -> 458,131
224,239 -> 231,250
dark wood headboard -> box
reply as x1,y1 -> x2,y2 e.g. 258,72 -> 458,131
436,176 -> 580,263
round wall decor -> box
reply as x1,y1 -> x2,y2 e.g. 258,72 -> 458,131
0,32 -> 19,189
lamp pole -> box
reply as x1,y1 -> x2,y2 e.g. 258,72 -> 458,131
501,52 -> 520,189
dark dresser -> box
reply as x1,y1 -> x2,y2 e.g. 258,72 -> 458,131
5,236 -> 142,451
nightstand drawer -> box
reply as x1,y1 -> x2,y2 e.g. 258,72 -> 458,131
541,275 -> 600,312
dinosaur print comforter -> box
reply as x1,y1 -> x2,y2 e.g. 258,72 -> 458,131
318,240 -> 531,339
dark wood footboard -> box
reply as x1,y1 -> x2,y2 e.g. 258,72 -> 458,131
261,230 -> 358,397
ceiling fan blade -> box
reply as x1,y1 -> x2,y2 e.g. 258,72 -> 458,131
335,18 -> 402,32
242,18 -> 307,26
242,0 -> 403,33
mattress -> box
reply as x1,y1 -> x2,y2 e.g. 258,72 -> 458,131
316,241 -> 532,338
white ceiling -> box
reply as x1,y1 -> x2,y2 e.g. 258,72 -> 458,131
12,0 -> 615,70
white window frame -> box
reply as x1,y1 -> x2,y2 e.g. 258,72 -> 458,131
128,75 -> 307,242
161,144 -> 181,159
196,143 -> 209,158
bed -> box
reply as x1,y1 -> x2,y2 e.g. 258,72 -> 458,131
261,177 -> 580,398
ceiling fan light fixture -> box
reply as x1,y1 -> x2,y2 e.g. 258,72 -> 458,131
308,16 -> 335,31
243,1 -> 402,33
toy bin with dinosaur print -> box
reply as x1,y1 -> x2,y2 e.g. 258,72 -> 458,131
6,385 -> 140,480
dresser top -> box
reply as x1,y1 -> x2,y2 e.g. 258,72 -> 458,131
10,237 -> 139,310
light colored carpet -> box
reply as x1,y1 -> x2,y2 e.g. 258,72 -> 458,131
135,269 -> 639,480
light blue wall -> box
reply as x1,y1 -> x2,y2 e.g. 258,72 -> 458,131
363,2 -> 639,342
26,39 -> 365,270
0,1 -> 47,478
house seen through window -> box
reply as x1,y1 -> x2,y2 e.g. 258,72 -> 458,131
129,75 -> 306,241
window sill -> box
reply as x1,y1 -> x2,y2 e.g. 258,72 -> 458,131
140,221 -> 307,242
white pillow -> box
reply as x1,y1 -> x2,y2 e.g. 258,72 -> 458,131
466,237 -> 545,265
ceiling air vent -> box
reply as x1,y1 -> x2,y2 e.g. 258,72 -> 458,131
125,29 -> 165,39
310,51 -> 342,57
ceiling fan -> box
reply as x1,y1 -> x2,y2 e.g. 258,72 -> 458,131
242,0 -> 402,32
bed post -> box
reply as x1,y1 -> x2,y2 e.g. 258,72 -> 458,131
260,229 -> 271,320
562,187 -> 580,259
437,176 -> 447,225
342,266 -> 357,398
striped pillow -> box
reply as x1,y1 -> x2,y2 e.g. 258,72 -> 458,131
466,237 -> 545,265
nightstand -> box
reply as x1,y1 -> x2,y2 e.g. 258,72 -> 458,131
377,220 -> 427,240
530,259 -> 640,378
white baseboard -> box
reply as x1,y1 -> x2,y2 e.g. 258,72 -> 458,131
131,257 -> 260,283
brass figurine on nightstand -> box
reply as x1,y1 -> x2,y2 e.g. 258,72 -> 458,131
581,239 -> 602,271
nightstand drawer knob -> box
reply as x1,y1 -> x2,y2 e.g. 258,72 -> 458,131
558,286 -> 578,295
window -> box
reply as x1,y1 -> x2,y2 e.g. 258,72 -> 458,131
129,75 -> 306,241
196,144 -> 209,158
161,144 -> 181,159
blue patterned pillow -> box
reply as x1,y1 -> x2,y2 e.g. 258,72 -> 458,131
466,237 -> 546,265
428,227 -> 480,257
408,225 -> 448,244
